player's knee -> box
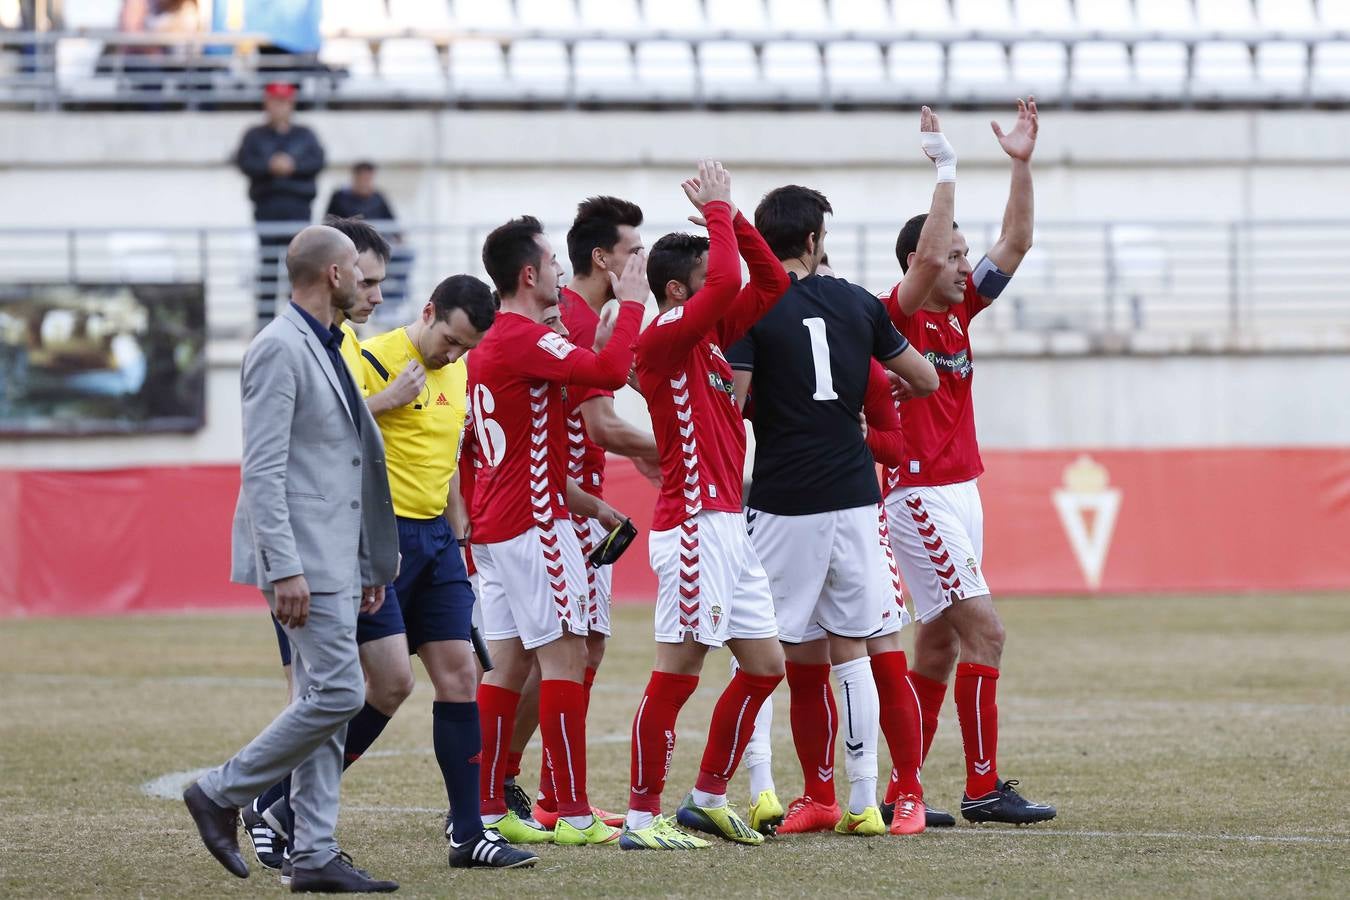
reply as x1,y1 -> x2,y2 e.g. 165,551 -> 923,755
368,667 -> 415,712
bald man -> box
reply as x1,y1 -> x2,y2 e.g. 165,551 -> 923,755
183,226 -> 402,892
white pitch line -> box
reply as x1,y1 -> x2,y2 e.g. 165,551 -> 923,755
141,767 -> 212,800
923,828 -> 1348,846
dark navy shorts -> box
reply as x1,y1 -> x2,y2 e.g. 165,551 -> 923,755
389,515 -> 475,652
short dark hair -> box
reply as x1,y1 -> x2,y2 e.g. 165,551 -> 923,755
324,215 -> 391,263
353,160 -> 376,174
567,196 -> 644,277
754,185 -> 833,261
481,216 -> 545,297
647,232 -> 710,305
895,213 -> 960,272
429,274 -> 496,332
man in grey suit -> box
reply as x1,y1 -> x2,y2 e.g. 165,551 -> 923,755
183,225 -> 401,893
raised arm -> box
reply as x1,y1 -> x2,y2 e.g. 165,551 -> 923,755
984,96 -> 1037,278
717,212 -> 791,347
895,106 -> 958,317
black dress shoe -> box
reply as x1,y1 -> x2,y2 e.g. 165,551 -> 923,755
289,852 -> 398,893
183,782 -> 249,878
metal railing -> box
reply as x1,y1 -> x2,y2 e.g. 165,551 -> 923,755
6,28 -> 1350,111
2,219 -> 1346,345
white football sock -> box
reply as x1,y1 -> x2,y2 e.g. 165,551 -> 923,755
690,787 -> 727,809
832,656 -> 880,815
625,809 -> 655,830
745,694 -> 776,802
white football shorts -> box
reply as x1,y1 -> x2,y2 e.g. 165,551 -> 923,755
473,520 -> 590,650
884,479 -> 990,624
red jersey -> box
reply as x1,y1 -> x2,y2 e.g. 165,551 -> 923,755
559,286 -> 613,498
466,301 -> 644,544
458,412 -> 479,574
883,276 -> 986,488
862,359 -> 904,469
636,202 -> 789,532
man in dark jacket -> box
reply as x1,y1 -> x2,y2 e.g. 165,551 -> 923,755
235,82 -> 326,329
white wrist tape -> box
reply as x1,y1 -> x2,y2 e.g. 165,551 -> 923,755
921,131 -> 957,183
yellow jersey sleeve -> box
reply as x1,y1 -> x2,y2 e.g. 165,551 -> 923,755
337,321 -> 368,397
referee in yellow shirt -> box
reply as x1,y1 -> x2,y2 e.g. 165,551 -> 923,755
360,273 -> 537,870
247,217 -> 427,871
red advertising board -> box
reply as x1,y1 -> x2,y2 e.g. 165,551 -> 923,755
2,448 -> 1347,617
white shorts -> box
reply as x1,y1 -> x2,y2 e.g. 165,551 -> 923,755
885,479 -> 990,624
469,571 -> 483,632
473,521 -> 590,650
872,505 -> 913,638
746,503 -> 891,644
649,510 -> 778,649
570,516 -> 614,637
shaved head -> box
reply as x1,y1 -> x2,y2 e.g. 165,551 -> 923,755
286,225 -> 357,288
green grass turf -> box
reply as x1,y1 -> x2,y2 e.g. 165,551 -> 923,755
2,595 -> 1348,898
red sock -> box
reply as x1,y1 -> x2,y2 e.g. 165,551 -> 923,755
505,750 -> 524,781
583,665 -> 598,712
477,683 -> 520,816
628,671 -> 700,814
871,651 -> 923,803
785,661 -> 837,804
695,671 -> 781,795
539,679 -> 590,817
535,744 -> 556,813
909,671 -> 948,766
954,662 -> 1000,797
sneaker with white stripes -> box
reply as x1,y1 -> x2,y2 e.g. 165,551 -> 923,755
448,830 -> 539,869
241,800 -> 286,870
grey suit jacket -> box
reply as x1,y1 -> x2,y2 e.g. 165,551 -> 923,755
230,304 -> 399,593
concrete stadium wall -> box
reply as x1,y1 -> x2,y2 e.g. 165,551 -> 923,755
5,109 -> 1350,232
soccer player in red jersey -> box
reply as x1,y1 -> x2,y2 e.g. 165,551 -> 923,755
617,161 -> 789,851
882,97 -> 1056,825
467,216 -> 649,846
518,197 -> 660,830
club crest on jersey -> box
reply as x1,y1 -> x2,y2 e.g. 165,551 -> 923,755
537,331 -> 577,360
710,604 -> 723,627
657,306 -> 685,326
709,343 -> 726,363
948,313 -> 964,336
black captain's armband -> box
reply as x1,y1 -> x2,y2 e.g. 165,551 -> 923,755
971,255 -> 1012,300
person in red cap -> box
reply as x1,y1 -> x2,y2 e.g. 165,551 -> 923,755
235,82 -> 327,330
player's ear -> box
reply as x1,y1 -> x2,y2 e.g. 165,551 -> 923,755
592,245 -> 607,273
666,279 -> 685,302
906,250 -> 917,271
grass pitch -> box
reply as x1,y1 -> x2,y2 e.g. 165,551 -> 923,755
2,594 -> 1348,898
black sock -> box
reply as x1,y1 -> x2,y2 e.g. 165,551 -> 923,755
434,701 -> 484,845
256,776 -> 289,817
342,702 -> 393,769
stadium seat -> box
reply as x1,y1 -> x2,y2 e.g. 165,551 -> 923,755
55,37 -> 112,99
1194,0 -> 1256,33
705,0 -> 769,34
1072,40 -> 1135,99
388,0 -> 452,30
322,0 -> 392,36
579,0 -> 643,33
767,0 -> 831,35
1320,0 -> 1350,28
451,0 -> 516,31
517,0 -> 580,33
448,39 -> 514,101
1074,0 -> 1134,32
573,40 -> 643,102
953,0 -> 1015,31
1310,41 -> 1350,99
828,0 -> 894,33
508,39 -> 570,102
698,40 -> 765,102
635,40 -> 698,101
1191,41 -> 1261,99
1256,41 -> 1309,96
887,41 -> 944,98
1134,0 -> 1195,33
1010,41 -> 1068,101
825,40 -> 890,103
641,0 -> 706,33
1013,0 -> 1077,33
891,0 -> 958,33
379,38 -> 446,97
320,36 -> 380,95
1133,41 -> 1189,97
762,41 -> 825,103
1255,0 -> 1316,32
947,41 -> 1009,100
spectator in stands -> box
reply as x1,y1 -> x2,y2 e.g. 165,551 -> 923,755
235,82 -> 326,330
326,161 -> 410,316
325,162 -> 397,224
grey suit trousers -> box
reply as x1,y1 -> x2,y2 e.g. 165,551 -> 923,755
199,571 -> 364,870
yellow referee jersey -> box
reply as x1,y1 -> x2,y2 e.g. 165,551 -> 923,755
360,327 -> 467,520
337,320 -> 369,396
